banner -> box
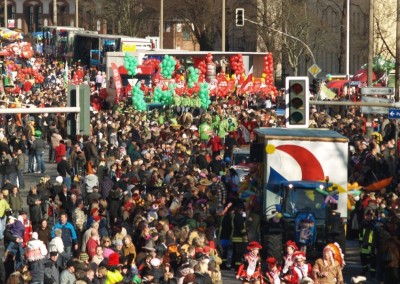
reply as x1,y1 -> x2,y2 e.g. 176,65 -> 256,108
111,63 -> 122,101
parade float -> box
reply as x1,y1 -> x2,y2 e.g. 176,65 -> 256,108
101,51 -> 278,111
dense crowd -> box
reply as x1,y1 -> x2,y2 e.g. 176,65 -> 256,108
0,55 -> 399,284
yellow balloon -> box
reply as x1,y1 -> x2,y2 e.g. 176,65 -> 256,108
180,75 -> 184,81
231,74 -> 236,79
262,73 -> 267,78
260,78 -> 265,83
226,77 -> 230,81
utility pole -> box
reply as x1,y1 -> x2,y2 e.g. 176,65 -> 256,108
367,0 -> 374,86
222,0 -> 225,51
4,0 -> 7,28
53,0 -> 57,26
75,0 -> 79,27
395,0 -> 400,102
160,0 -> 163,49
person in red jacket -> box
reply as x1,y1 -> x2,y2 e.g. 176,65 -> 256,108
236,241 -> 264,284
86,228 -> 100,260
207,132 -> 223,158
55,139 -> 67,163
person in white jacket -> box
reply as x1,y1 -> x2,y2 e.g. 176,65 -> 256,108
48,228 -> 68,267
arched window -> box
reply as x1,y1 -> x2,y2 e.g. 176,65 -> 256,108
28,5 -> 42,32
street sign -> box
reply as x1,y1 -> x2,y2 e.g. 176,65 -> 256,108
308,64 -> 321,78
388,108 -> 400,119
349,81 -> 361,86
361,87 -> 394,95
361,96 -> 393,114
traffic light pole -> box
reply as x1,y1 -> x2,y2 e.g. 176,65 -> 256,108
245,18 -> 316,66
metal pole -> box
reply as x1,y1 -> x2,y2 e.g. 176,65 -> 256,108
4,0 -> 7,28
367,0 -> 374,86
346,0 -> 350,79
53,0 -> 57,26
395,0 -> 400,102
0,107 -> 80,114
222,0 -> 225,51
75,0 -> 79,27
160,0 -> 163,49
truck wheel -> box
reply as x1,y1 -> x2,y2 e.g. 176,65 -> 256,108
263,234 -> 283,262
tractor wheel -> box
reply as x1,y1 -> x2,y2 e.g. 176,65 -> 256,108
263,233 -> 283,262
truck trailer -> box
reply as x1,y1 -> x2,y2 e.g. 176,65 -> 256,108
251,128 -> 348,260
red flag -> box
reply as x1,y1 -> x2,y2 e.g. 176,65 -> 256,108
240,66 -> 254,92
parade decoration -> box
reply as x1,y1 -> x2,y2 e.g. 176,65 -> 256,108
230,54 -> 245,76
159,54 -> 176,79
198,82 -> 211,109
362,56 -> 395,73
4,42 -> 35,59
124,53 -> 139,76
132,86 -> 146,111
0,28 -> 23,42
187,66 -> 200,88
153,87 -> 174,106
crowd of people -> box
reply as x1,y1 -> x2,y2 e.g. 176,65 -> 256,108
0,54 -> 398,284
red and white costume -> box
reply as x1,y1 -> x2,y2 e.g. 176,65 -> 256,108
283,251 -> 313,284
236,241 -> 264,283
265,257 -> 282,284
18,213 -> 32,248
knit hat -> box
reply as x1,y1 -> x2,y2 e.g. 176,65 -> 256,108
79,252 -> 90,261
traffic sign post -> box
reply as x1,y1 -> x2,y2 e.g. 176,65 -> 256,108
308,64 -> 321,78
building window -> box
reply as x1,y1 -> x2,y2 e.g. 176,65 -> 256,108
165,23 -> 171,32
28,6 -> 42,32
182,26 -> 191,41
176,23 -> 182,32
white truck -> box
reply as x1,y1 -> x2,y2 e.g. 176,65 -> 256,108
251,128 -> 348,259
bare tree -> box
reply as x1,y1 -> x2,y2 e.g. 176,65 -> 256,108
164,0 -> 222,50
100,0 -> 159,37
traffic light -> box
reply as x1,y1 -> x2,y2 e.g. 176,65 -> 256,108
236,8 -> 244,26
285,76 -> 309,128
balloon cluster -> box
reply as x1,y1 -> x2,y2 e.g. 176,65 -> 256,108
124,54 -> 139,76
143,58 -> 161,72
4,42 -> 34,59
262,53 -> 274,85
153,87 -> 174,106
16,67 -> 44,84
132,86 -> 146,111
195,59 -> 207,81
160,55 -> 176,79
187,66 -> 200,88
261,53 -> 278,97
198,82 -> 211,109
229,54 -> 245,76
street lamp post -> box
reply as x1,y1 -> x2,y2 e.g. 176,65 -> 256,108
246,18 -> 316,66
346,0 -> 350,79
